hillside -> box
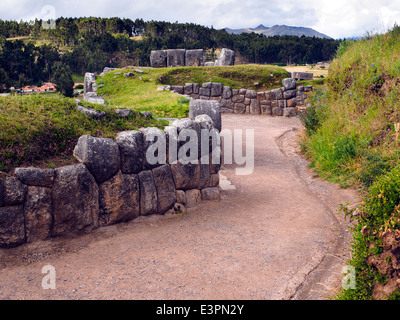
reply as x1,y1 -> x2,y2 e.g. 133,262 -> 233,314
224,24 -> 332,39
300,26 -> 400,299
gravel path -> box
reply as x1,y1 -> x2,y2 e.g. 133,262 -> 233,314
0,114 -> 358,300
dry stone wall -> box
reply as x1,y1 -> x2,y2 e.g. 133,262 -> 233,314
165,78 -> 312,117
0,114 -> 221,248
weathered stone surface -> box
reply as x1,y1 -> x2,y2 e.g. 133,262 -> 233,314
184,83 -> 193,95
222,86 -> 232,99
116,130 -> 144,174
282,78 -> 297,90
189,99 -> 221,132
283,107 -> 298,117
185,49 -> 204,67
272,107 -> 283,116
73,135 -> 120,184
150,50 -> 167,68
215,48 -> 235,66
116,109 -> 133,117
244,98 -> 251,106
24,186 -> 52,242
199,163 -> 211,189
261,104 -> 272,115
167,49 -> 186,67
220,99 -> 234,110
172,118 -> 201,162
52,164 -> 99,237
170,85 -> 184,94
176,190 -> 186,204
99,171 -> 140,225
201,187 -> 220,201
292,72 -> 313,80
14,167 -> 54,188
140,127 -> 167,170
283,89 -> 297,100
209,173 -> 220,187
138,170 -> 158,216
234,103 -> 246,114
3,177 -> 27,206
249,99 -> 261,114
257,92 -> 266,100
199,87 -> 211,97
193,83 -> 200,94
270,88 -> 283,100
232,95 -> 244,103
84,72 -> 96,95
0,205 -> 25,248
123,72 -> 135,77
245,90 -> 257,99
194,114 -> 214,130
287,98 -> 297,108
102,67 -> 117,74
185,189 -> 201,208
204,62 -> 215,67
170,162 -> 200,190
210,83 -> 223,97
77,105 -> 106,118
152,165 -> 176,214
202,82 -> 212,89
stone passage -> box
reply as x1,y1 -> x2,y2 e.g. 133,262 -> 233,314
0,113 -> 222,248
163,78 -> 312,117
150,48 -> 235,68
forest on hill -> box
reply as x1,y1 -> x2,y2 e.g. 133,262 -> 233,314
0,17 -> 342,91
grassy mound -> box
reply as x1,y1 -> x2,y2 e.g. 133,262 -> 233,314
300,26 -> 400,299
0,94 -> 165,173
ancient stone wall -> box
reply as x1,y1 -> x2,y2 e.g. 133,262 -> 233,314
0,114 -> 221,248
163,78 -> 312,117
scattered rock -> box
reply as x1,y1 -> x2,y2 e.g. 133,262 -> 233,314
201,187 -> 220,201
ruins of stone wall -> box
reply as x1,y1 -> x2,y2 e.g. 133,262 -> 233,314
0,113 -> 222,248
150,48 -> 235,68
164,78 -> 312,117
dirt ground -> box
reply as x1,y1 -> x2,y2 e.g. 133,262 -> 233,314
0,114 -> 358,300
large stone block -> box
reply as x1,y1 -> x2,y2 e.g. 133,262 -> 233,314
222,86 -> 232,99
150,50 -> 167,68
73,135 -> 120,184
210,83 -> 223,97
282,78 -> 297,90
140,127 -> 167,170
52,164 -> 99,237
270,88 -> 283,100
152,165 -> 177,214
170,162 -> 200,190
0,179 -> 3,207
201,187 -> 220,201
116,130 -> 144,174
234,103 -> 246,114
189,99 -> 221,132
84,72 -> 96,95
0,205 -> 25,248
3,177 -> 27,206
24,186 -> 52,242
292,72 -> 313,80
99,171 -> 140,225
167,49 -> 186,67
138,170 -> 158,216
249,99 -> 261,114
215,48 -> 235,66
15,167 -> 54,188
283,89 -> 297,100
185,49 -> 204,67
172,118 -> 201,162
185,189 -> 201,208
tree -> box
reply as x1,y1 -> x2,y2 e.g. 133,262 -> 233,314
52,62 -> 74,97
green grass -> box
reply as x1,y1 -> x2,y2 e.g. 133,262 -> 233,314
96,64 -> 289,118
300,25 -> 400,300
0,93 -> 166,173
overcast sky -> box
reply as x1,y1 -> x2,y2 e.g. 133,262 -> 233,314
1,0 -> 399,39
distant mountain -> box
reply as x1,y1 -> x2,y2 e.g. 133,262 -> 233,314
224,24 -> 332,39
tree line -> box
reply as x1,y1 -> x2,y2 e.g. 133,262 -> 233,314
0,17 -> 342,92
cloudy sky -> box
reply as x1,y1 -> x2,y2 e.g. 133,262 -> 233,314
1,0 -> 399,39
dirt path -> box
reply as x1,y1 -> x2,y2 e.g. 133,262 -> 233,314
0,114 -> 358,300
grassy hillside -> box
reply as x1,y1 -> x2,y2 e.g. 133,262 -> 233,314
0,94 -> 165,174
300,26 -> 400,299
